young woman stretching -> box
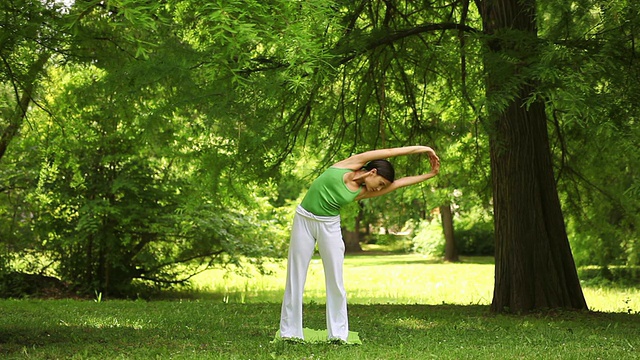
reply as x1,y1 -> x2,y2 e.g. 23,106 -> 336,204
279,146 -> 440,342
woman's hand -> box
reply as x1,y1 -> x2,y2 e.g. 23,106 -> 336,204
426,149 -> 440,176
334,145 -> 441,172
357,148 -> 441,200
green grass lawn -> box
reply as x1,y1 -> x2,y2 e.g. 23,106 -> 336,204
1,254 -> 639,359
188,254 -> 639,313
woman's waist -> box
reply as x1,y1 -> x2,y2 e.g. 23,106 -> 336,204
296,205 -> 341,222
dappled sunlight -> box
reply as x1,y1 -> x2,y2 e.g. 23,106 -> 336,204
189,254 -> 494,305
189,260 -> 288,303
344,255 -> 494,305
74,315 -> 148,330
393,316 -> 439,330
186,254 -> 638,313
582,287 -> 640,314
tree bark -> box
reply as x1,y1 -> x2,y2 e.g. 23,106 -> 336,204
440,204 -> 459,262
478,0 -> 588,312
343,205 -> 363,253
342,228 -> 363,253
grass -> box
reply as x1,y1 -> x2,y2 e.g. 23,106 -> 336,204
187,254 -> 639,313
1,254 -> 639,359
181,254 -> 492,304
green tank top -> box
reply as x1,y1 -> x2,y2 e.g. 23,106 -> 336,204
300,167 -> 362,216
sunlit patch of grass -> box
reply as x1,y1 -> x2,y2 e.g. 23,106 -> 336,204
186,254 -> 639,314
582,286 -> 640,314
393,316 -> 439,330
188,254 -> 495,305
75,315 -> 147,330
344,255 -> 494,305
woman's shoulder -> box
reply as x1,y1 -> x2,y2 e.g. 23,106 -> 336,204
321,166 -> 353,178
328,166 -> 353,171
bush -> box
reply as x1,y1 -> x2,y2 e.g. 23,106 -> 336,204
578,266 -> 640,288
0,272 -> 71,299
411,218 -> 494,257
455,222 -> 495,256
411,220 -> 445,257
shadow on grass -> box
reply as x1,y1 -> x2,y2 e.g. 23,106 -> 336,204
0,325 -> 140,354
0,302 -> 279,358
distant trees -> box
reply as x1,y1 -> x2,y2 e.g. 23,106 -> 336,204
1,0 -> 295,296
540,1 -> 640,279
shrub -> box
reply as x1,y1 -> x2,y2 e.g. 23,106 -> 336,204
411,220 -> 445,257
411,218 -> 495,257
455,221 -> 495,256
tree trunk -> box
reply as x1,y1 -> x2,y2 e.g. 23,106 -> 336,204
343,205 -> 363,253
342,228 -> 363,253
478,0 -> 588,312
440,204 -> 459,262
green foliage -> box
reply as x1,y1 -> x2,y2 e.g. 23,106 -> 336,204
10,33 -> 292,296
451,201 -> 495,256
0,272 -> 68,299
411,219 -> 445,257
578,265 -> 640,289
411,204 -> 494,257
3,0 -> 315,296
454,220 -> 495,256
536,0 -> 640,269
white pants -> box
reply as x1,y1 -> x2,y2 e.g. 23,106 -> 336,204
279,205 -> 348,341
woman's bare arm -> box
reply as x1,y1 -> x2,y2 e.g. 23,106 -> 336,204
333,146 -> 437,170
356,159 -> 440,200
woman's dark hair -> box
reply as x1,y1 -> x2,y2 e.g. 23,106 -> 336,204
364,159 -> 395,182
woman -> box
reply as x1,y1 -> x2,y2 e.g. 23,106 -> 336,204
279,145 -> 440,342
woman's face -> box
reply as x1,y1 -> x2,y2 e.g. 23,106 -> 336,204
364,171 -> 392,192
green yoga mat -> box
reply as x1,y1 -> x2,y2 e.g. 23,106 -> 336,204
273,328 -> 362,345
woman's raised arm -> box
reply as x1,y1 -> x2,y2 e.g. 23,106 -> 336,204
333,146 -> 437,170
355,157 -> 440,200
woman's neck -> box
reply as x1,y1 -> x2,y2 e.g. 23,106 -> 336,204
351,169 -> 368,186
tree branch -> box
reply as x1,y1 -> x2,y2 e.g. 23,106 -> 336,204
145,249 -> 225,274
333,22 -> 480,66
235,22 -> 480,78
0,52 -> 50,163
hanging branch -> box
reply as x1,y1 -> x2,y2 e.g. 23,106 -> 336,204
457,0 -> 483,161
332,22 -> 480,67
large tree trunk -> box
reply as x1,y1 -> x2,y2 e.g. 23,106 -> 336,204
478,0 -> 588,312
440,204 -> 459,262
